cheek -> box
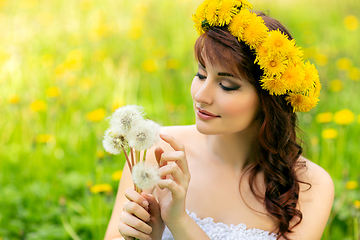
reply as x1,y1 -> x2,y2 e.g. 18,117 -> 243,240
221,94 -> 260,119
190,78 -> 198,100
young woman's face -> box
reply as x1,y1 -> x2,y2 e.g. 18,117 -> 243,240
191,57 -> 261,136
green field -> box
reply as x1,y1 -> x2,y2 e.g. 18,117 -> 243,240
0,0 -> 359,239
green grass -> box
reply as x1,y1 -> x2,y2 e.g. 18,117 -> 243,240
0,0 -> 359,239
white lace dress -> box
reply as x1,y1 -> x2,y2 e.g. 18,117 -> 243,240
161,210 -> 278,240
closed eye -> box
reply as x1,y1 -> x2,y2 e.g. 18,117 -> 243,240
219,83 -> 240,92
195,73 -> 207,80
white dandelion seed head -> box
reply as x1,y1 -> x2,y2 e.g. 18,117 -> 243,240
102,126 -> 128,155
127,120 -> 161,151
132,162 -> 160,190
109,105 -> 144,133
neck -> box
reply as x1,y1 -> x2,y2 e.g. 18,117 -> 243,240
205,126 -> 259,171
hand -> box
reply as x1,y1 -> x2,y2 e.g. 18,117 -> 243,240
118,188 -> 164,240
155,133 -> 191,228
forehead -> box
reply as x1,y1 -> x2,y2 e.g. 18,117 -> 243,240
198,51 -> 242,77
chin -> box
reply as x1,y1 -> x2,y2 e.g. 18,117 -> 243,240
195,121 -> 220,135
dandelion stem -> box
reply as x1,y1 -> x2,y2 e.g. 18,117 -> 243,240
143,149 -> 147,162
130,147 -> 135,167
136,150 -> 141,164
121,146 -> 132,172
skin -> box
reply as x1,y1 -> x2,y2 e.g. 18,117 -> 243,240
104,58 -> 334,240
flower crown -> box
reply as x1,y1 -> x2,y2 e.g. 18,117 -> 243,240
192,0 -> 321,112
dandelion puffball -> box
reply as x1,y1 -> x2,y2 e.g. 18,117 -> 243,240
132,162 -> 160,190
109,105 -> 144,132
102,127 -> 127,155
127,119 -> 160,151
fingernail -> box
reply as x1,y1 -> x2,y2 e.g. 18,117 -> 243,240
143,200 -> 149,207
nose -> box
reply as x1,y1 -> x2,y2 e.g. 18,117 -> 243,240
193,78 -> 214,105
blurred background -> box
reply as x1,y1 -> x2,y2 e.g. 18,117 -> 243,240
0,0 -> 359,239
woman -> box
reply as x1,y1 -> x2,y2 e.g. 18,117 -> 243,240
104,0 -> 334,239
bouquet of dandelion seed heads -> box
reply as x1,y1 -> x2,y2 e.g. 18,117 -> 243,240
103,105 -> 161,193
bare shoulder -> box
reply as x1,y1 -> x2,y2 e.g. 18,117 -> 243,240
284,157 -> 334,240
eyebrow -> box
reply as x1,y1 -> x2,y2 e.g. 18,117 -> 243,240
198,63 -> 237,79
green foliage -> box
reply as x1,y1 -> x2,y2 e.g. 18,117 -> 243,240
0,0 -> 359,239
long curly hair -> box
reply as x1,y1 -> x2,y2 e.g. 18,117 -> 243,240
194,12 -> 310,240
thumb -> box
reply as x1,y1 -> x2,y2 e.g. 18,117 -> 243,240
141,193 -> 161,217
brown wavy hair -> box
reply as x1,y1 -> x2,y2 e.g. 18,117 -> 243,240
194,12 -> 310,240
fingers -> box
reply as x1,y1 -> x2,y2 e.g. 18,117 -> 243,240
160,133 -> 185,152
141,193 -> 161,218
157,179 -> 186,200
123,201 -> 151,223
158,151 -> 190,179
118,212 -> 152,240
125,188 -> 149,211
155,147 -> 164,166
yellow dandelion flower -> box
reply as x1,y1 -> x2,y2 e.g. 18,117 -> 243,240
142,59 -> 157,73
336,57 -> 352,71
285,93 -> 319,112
9,94 -> 20,104
87,108 -> 106,122
205,0 -> 219,26
263,30 -> 293,56
260,76 -> 288,95
30,100 -> 47,112
330,79 -> 342,92
46,87 -> 61,98
316,112 -> 332,123
349,67 -> 360,81
242,16 -> 268,49
310,136 -> 319,146
354,200 -> 360,209
315,53 -> 328,66
228,8 -> 253,39
90,183 -> 112,194
280,65 -> 305,92
358,114 -> 360,124
334,109 -> 355,125
302,61 -> 319,91
257,54 -> 288,76
321,128 -> 338,139
36,134 -> 55,143
166,58 -> 180,70
234,0 -> 253,9
344,15 -> 359,31
111,170 -> 123,181
64,49 -> 83,70
96,150 -> 105,159
346,180 -> 358,190
217,0 -> 237,26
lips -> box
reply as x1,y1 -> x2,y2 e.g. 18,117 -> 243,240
196,107 -> 220,119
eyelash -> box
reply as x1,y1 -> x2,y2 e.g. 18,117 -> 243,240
195,73 -> 240,92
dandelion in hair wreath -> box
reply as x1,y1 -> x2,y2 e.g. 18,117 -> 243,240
102,105 -> 161,192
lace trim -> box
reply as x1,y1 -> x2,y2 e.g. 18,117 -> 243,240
186,210 -> 278,237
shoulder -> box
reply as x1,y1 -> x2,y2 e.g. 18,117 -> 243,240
284,157 -> 334,240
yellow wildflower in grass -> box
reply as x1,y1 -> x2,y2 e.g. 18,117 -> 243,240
310,136 -> 319,146
9,94 -> 19,104
142,59 -> 157,73
349,67 -> 360,81
36,134 -> 54,143
64,49 -> 83,71
330,79 -> 343,92
30,100 -> 47,112
346,180 -> 358,190
315,53 -> 328,66
336,58 -> 352,71
111,170 -> 123,181
321,128 -> 338,139
96,150 -> 105,159
128,18 -> 143,40
87,108 -> 106,122
166,59 -> 180,70
86,180 -> 93,188
90,183 -> 112,194
354,200 -> 360,209
344,15 -> 359,31
46,87 -> 60,98
334,109 -> 355,125
358,114 -> 360,124
316,112 -> 332,123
